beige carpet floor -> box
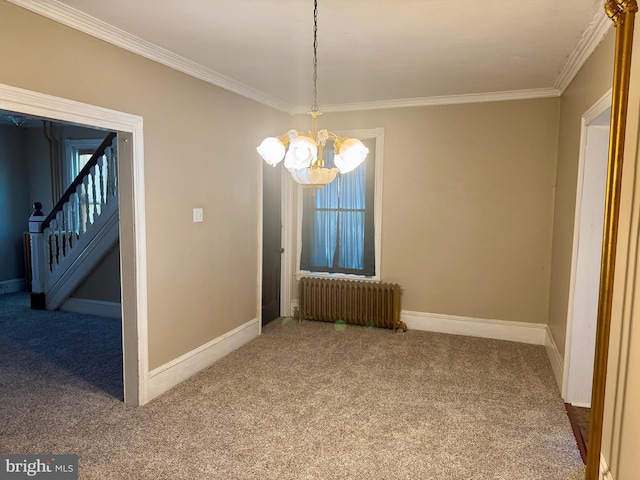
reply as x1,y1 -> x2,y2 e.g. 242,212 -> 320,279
1,314 -> 584,479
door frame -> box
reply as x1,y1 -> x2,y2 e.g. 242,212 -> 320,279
280,169 -> 294,317
563,89 -> 612,405
0,82 -> 148,406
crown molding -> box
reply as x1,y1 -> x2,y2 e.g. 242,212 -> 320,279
7,0 -> 603,115
291,88 -> 562,114
554,7 -> 613,94
6,0 -> 295,113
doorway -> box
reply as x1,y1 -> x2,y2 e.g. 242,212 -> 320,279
563,91 -> 612,460
0,82 -> 147,405
564,92 -> 612,407
0,113 -> 124,400
261,161 -> 282,326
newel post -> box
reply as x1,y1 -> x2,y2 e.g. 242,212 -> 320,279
29,202 -> 46,310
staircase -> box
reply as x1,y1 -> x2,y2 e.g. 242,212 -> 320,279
29,132 -> 119,310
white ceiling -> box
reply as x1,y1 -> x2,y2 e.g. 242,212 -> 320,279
10,0 -> 608,112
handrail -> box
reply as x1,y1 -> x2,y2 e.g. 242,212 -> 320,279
41,131 -> 117,232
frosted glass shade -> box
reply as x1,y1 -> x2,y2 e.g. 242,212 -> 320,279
284,135 -> 317,170
256,137 -> 286,166
288,167 -> 339,188
335,138 -> 369,173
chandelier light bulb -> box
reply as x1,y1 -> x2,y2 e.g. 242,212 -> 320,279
5,115 -> 26,127
284,135 -> 317,170
334,138 -> 369,174
256,137 -> 286,166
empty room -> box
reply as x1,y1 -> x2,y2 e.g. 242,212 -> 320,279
1,1 -> 639,479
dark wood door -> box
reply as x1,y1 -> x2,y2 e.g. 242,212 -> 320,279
261,162 -> 282,326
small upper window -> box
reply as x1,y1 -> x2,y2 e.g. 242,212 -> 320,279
65,138 -> 104,184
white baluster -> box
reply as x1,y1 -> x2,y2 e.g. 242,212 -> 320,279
64,208 -> 69,258
44,228 -> 52,273
74,185 -> 83,236
98,155 -> 106,207
69,193 -> 75,239
82,176 -> 91,229
61,206 -> 68,258
47,220 -> 54,270
105,146 -> 113,203
90,165 -> 98,221
62,202 -> 68,255
65,201 -> 73,252
76,187 -> 82,234
55,211 -> 63,268
49,218 -> 58,269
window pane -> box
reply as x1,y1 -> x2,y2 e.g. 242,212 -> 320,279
338,211 -> 364,270
78,152 -> 93,169
339,164 -> 366,209
315,177 -> 339,209
312,211 -> 338,267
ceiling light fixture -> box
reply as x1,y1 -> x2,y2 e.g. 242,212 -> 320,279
257,0 -> 369,189
6,115 -> 26,127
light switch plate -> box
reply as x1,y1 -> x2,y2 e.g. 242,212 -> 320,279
193,208 -> 203,223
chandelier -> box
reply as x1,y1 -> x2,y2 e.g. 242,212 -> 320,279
256,0 -> 369,189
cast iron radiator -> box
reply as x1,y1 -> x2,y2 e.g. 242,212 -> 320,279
297,277 -> 407,333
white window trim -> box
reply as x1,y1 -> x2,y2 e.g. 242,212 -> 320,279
64,137 -> 104,184
295,127 -> 385,283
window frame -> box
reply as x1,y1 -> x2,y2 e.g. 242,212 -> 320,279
64,138 -> 104,184
295,127 -> 384,282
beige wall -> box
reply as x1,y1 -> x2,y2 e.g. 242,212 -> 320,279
602,20 -> 640,480
547,30 -> 615,356
72,243 -> 121,303
0,1 -> 288,369
25,125 -> 56,213
292,98 -> 560,324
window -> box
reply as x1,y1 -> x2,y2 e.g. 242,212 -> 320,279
64,138 -> 107,230
65,138 -> 103,184
298,128 -> 383,280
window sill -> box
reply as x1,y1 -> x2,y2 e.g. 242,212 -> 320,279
295,271 -> 381,283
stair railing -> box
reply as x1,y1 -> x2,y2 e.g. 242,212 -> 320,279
29,132 -> 118,306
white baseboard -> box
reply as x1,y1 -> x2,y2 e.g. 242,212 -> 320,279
0,278 -> 26,294
601,453 -> 614,480
401,310 -> 547,345
147,318 -> 259,401
60,297 -> 122,319
544,326 -> 565,393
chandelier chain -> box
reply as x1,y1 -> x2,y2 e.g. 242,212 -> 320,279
311,0 -> 319,112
